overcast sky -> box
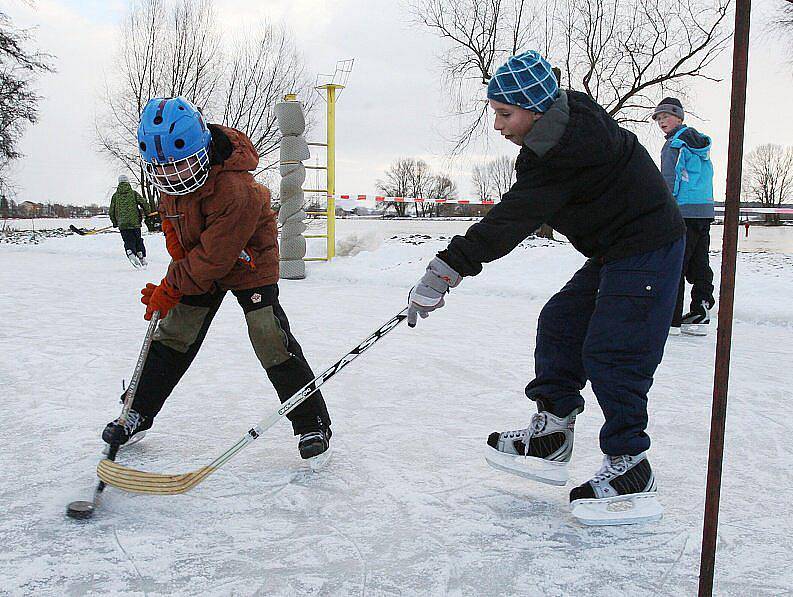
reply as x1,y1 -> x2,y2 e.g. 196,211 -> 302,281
5,0 -> 793,206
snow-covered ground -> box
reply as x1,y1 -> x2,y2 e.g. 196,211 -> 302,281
1,219 -> 792,596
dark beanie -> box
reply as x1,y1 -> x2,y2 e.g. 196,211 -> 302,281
652,97 -> 684,121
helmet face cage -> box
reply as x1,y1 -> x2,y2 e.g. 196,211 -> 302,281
143,146 -> 210,196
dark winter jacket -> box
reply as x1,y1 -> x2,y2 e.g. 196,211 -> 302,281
159,125 -> 279,295
439,90 -> 685,277
109,182 -> 148,230
661,124 -> 714,218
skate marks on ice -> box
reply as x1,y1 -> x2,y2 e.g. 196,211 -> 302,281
4,230 -> 793,594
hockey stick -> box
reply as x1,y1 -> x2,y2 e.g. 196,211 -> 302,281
66,311 -> 160,518
69,224 -> 115,236
97,308 -> 409,495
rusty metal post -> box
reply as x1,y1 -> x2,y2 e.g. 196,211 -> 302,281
698,1 -> 752,594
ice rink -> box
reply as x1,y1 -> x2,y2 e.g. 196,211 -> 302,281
1,218 -> 792,595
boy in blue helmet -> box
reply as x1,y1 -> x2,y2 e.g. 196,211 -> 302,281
102,97 -> 332,468
653,97 -> 716,337
407,51 -> 685,525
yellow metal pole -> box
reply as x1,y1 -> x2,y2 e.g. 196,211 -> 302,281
326,85 -> 338,260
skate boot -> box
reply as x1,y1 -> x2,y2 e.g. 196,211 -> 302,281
298,425 -> 332,471
102,409 -> 152,446
126,249 -> 142,269
570,452 -> 663,526
681,300 -> 711,336
485,402 -> 582,486
137,252 -> 148,268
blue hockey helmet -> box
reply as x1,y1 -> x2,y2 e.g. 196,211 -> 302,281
137,97 -> 212,195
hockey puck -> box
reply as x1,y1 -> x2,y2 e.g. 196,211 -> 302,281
66,500 -> 95,520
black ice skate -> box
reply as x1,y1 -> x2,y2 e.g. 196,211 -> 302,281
485,403 -> 582,486
102,409 -> 152,446
681,300 -> 711,336
569,452 -> 663,526
298,426 -> 332,471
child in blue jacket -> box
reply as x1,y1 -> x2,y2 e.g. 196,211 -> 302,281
653,97 -> 716,336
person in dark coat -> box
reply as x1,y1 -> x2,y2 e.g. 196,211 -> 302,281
407,51 -> 684,525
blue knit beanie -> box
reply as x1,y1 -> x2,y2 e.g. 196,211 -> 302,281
487,51 -> 559,113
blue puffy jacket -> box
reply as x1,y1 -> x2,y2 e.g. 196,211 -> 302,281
662,125 -> 715,218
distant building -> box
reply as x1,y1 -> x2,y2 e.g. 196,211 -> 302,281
17,201 -> 42,216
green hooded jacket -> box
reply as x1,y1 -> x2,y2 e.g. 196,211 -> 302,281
109,182 -> 148,229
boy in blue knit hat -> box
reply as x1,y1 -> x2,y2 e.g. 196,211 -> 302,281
407,50 -> 685,525
653,97 -> 716,336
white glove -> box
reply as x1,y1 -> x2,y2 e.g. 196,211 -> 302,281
407,257 -> 462,327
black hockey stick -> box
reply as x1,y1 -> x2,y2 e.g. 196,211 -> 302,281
66,311 -> 160,519
69,224 -> 115,236
96,308 -> 409,495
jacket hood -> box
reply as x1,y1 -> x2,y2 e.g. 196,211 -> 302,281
163,125 -> 259,201
519,90 -> 625,170
213,125 -> 259,173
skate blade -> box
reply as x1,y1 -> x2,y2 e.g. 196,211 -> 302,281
681,324 -> 708,336
102,431 -> 146,455
484,446 -> 569,486
571,492 -> 663,526
307,446 -> 332,472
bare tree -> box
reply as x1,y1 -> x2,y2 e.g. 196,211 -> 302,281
219,24 -> 314,174
420,173 -> 458,217
471,163 -> 491,202
767,0 -> 793,62
96,0 -> 222,229
376,158 -> 457,217
742,144 -> 793,225
471,155 -> 514,200
773,0 -> 793,32
376,158 -> 414,216
411,0 -> 732,147
0,9 -> 53,193
489,155 -> 516,198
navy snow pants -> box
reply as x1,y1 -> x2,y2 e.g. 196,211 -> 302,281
525,237 -> 684,456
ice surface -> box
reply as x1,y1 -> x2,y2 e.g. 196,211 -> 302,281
1,218 -> 792,595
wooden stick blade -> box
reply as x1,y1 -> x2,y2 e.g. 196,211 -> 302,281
97,459 -> 216,495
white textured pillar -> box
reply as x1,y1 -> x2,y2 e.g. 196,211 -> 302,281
276,98 -> 309,279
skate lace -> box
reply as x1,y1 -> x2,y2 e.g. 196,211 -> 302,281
506,413 -> 547,456
529,412 -> 547,435
120,410 -> 142,434
593,455 -> 629,482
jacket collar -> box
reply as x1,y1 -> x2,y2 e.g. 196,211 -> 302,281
523,90 -> 570,158
665,124 -> 686,140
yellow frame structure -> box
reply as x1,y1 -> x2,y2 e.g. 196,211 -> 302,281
304,83 -> 343,261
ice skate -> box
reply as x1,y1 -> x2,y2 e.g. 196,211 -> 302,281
681,301 -> 711,336
299,426 -> 332,471
102,409 -> 152,446
126,249 -> 142,269
485,404 -> 581,486
137,252 -> 148,268
570,452 -> 663,526
102,429 -> 146,454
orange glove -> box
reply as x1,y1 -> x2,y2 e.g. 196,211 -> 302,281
161,217 -> 186,260
140,278 -> 182,321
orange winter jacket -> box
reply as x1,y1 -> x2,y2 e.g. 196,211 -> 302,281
159,125 -> 279,295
